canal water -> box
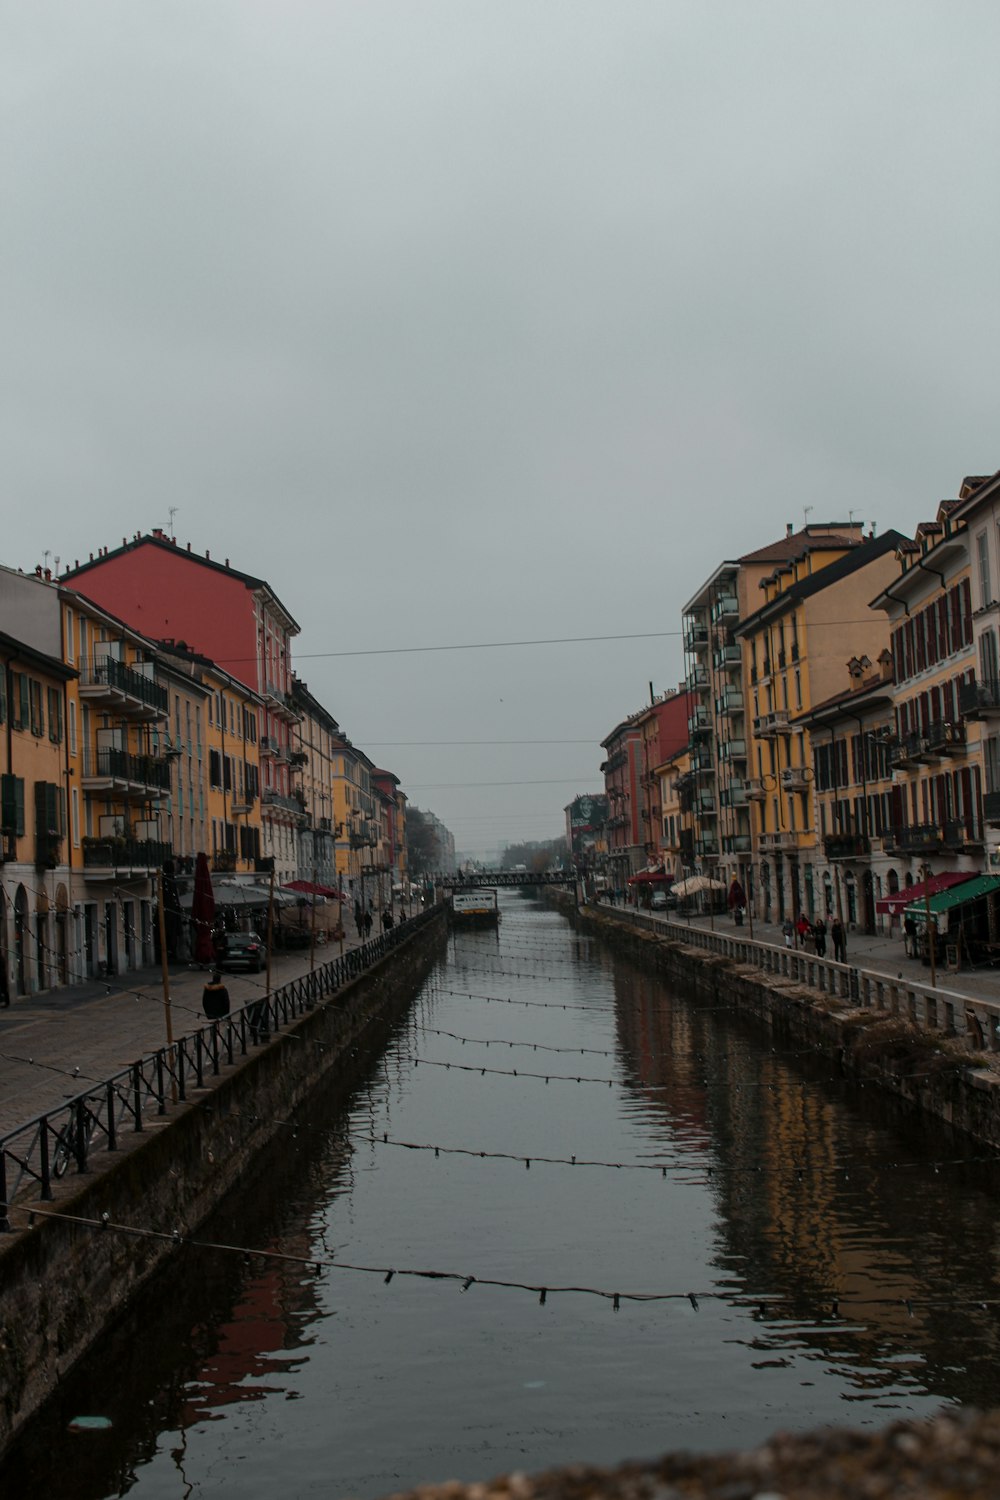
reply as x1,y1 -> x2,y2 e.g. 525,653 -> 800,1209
6,894 -> 1000,1498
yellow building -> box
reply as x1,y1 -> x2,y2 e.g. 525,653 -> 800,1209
331,734 -> 378,907
291,677 -> 340,889
0,629 -> 75,996
656,743 -> 692,881
682,524 -> 869,895
157,642 -> 264,877
734,530 -> 904,923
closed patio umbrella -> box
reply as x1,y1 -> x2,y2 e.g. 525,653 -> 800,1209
190,851 -> 217,965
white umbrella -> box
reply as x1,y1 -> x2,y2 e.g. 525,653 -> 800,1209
672,875 -> 727,897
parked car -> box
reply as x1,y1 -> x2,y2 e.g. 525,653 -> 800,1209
650,890 -> 669,910
221,932 -> 267,972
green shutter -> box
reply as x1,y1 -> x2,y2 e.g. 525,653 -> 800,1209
2,775 -> 25,836
15,674 -> 28,729
0,668 -> 6,726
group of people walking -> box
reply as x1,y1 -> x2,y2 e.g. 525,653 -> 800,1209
782,912 -> 846,962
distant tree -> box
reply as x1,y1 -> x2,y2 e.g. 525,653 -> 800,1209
406,806 -> 441,876
502,836 -> 568,872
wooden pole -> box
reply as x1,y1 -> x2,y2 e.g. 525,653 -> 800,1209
156,869 -> 177,1104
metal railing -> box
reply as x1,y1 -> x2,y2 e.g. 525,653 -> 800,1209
0,905 -> 442,1230
80,658 -> 169,715
603,906 -> 992,1061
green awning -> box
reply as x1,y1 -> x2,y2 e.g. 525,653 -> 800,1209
905,874 -> 1000,934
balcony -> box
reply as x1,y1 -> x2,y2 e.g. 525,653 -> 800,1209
960,677 -> 1000,718
688,708 -> 712,738
35,833 -> 63,870
753,710 -> 790,738
781,766 -> 809,792
985,791 -> 1000,825
261,788 -> 306,816
690,748 -> 716,777
719,737 -> 747,761
722,833 -> 752,854
824,833 -> 870,859
944,818 -> 983,849
758,830 -> 799,852
710,594 -> 738,625
683,621 -> 709,653
212,851 -> 238,873
82,747 -> 173,797
686,666 -> 708,692
695,836 -> 719,857
715,688 -> 744,716
883,822 -> 942,854
720,785 -> 748,809
745,779 -> 767,801
713,644 -> 742,673
263,681 -> 301,723
81,837 -> 172,878
923,719 -> 966,757
889,732 -> 925,770
79,659 -> 168,719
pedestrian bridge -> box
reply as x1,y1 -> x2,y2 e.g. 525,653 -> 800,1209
444,870 -> 575,889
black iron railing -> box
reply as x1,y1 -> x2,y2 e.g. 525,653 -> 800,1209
0,905 -> 442,1230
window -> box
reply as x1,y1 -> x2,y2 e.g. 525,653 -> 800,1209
1,774 -> 25,835
209,750 -> 222,790
68,699 -> 77,755
72,787 -> 80,845
978,531 -> 992,609
65,610 -> 74,662
29,679 -> 44,737
47,686 -> 63,743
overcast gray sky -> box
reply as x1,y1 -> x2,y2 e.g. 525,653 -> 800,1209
4,2 -> 1000,856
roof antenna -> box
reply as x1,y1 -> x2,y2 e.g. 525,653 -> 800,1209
803,505 -> 813,529
168,506 -> 178,540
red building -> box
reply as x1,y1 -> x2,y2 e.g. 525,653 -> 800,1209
62,531 -> 302,883
601,688 -> 692,886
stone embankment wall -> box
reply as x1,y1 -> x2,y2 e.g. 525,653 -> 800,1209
0,913 -> 446,1455
550,892 -> 1000,1153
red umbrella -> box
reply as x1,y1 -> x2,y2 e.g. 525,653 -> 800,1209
191,851 -> 217,965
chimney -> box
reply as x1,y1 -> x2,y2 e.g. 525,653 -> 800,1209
846,655 -> 871,690
187,542 -> 192,551
786,522 -> 793,538
205,549 -> 210,560
878,647 -> 893,682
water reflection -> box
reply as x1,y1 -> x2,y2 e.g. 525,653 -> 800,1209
5,897 -> 1000,1499
613,961 -> 1000,1408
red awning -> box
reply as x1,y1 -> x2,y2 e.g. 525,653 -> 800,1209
627,870 -> 672,885
283,879 -> 348,900
875,871 -> 976,917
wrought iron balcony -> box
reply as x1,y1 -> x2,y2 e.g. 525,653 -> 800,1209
824,832 -> 870,859
883,822 -> 942,854
959,677 -> 1000,718
923,719 -> 966,756
944,817 -> 983,848
83,747 -> 172,794
79,658 -> 168,718
81,837 -> 172,875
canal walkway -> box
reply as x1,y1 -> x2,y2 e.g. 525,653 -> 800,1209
0,922 -> 380,1139
648,906 -> 1000,1002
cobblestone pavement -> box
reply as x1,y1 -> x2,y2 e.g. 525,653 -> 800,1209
0,924 -> 378,1138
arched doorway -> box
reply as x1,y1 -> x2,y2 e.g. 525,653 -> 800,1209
55,884 -> 69,985
14,885 -> 29,997
35,889 -> 49,992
